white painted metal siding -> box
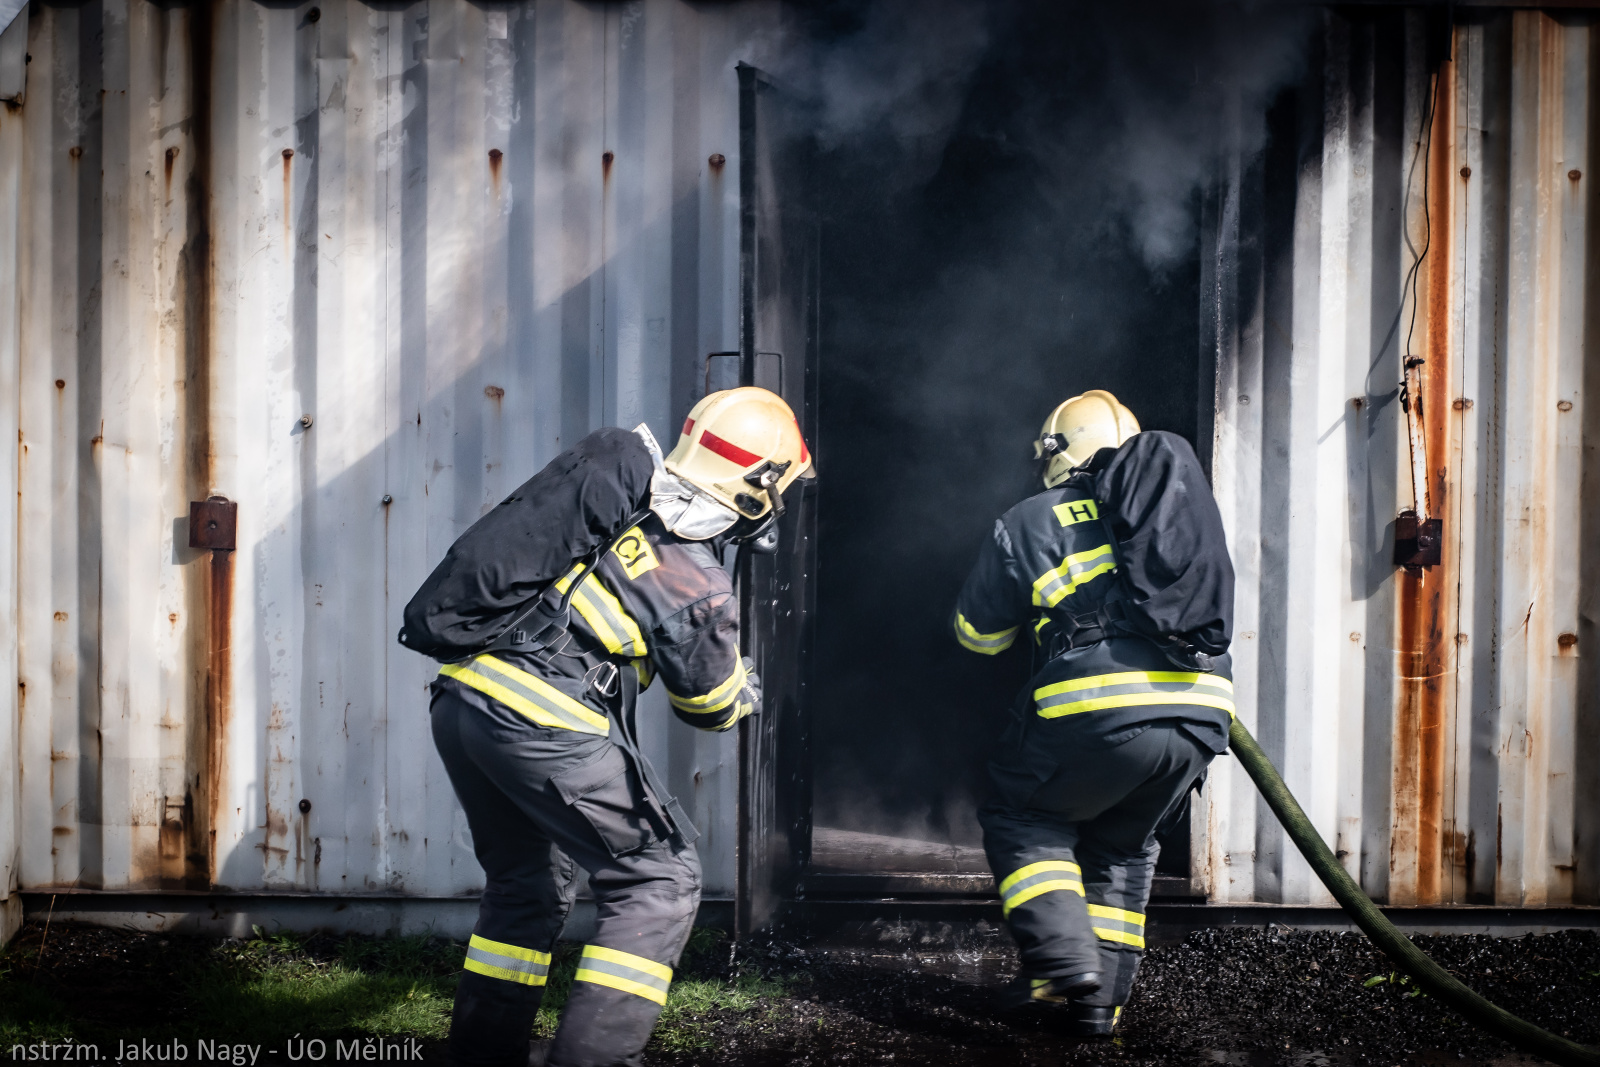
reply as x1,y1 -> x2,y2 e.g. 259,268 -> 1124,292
0,5 -> 26,944
1203,8 -> 1599,907
0,0 -> 775,898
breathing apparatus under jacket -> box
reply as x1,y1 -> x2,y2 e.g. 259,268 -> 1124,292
399,428 -> 755,736
953,430 -> 1237,753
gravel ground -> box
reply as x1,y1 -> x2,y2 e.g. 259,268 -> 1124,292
653,926 -> 1600,1067
4,921 -> 1598,1066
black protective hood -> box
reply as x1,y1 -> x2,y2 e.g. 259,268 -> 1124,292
399,428 -> 655,661
1082,430 -> 1234,657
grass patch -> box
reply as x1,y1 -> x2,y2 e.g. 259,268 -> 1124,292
0,923 -> 459,1047
1,923 -> 788,1055
532,928 -> 790,1052
181,927 -> 459,1041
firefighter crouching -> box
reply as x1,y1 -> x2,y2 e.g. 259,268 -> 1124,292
952,390 -> 1235,1036
398,388 -> 812,1067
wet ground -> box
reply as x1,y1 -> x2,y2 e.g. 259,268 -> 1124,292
3,921 -> 1597,1066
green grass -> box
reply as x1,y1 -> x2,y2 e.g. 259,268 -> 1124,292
0,924 -> 787,1053
0,925 -> 459,1046
181,928 -> 460,1041
531,928 -> 790,1051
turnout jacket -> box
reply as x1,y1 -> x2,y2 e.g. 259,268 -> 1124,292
418,432 -> 755,737
953,431 -> 1236,753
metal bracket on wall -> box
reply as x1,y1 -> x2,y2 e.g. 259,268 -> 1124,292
188,496 -> 237,552
1393,513 -> 1442,569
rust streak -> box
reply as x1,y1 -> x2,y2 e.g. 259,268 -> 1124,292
282,148 -> 294,248
602,149 -> 615,180
185,0 -> 218,891
205,547 -> 234,886
1393,60 -> 1456,907
164,145 -> 179,196
488,148 -> 502,194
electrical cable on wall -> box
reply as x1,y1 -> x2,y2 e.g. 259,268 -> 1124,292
1398,70 -> 1438,524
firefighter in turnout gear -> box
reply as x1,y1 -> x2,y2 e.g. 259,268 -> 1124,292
399,388 -> 811,1067
952,390 -> 1235,1036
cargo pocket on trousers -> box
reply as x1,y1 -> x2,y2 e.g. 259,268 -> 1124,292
549,746 -> 661,859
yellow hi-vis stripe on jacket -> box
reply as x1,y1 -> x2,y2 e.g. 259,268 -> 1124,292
574,945 -> 673,1004
997,860 -> 1084,916
463,934 -> 552,986
668,658 -> 747,718
954,612 -> 1017,655
1031,544 -> 1117,608
1087,904 -> 1146,949
555,565 -> 648,657
1033,670 -> 1235,720
439,654 -> 611,735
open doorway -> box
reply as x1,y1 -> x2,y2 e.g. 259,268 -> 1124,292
801,6 -> 1206,900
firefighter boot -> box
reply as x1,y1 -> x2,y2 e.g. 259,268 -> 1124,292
449,970 -> 545,1067
999,970 -> 1102,1010
1064,1004 -> 1120,1037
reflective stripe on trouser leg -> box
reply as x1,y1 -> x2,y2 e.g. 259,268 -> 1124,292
431,692 -> 578,1067
464,934 -> 552,986
978,801 -> 1100,980
1075,835 -> 1157,1011
999,860 -> 1084,916
574,945 -> 673,1003
547,841 -> 701,1067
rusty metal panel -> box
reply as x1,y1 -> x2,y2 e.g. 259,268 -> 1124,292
0,0 -> 24,946
1206,9 -> 1598,906
8,0 -> 775,899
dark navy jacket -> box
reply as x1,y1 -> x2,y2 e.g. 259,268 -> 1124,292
953,431 -> 1236,753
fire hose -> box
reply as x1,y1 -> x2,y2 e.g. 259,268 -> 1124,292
1229,719 -> 1600,1067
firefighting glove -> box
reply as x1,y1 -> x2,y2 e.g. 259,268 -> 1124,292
714,657 -> 761,732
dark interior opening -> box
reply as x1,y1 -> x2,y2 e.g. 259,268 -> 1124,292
803,6 -> 1206,894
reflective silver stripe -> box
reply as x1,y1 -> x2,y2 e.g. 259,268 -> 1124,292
668,658 -> 747,716
1031,544 -> 1117,608
558,566 -> 647,657
463,935 -> 551,986
954,612 -> 1017,655
997,861 -> 1085,916
1033,670 -> 1235,720
1086,904 -> 1146,948
439,655 -> 611,735
574,945 -> 673,1004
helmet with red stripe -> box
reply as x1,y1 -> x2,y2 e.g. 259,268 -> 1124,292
665,387 -> 813,523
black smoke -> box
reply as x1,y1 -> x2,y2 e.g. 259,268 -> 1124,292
780,0 -> 1314,850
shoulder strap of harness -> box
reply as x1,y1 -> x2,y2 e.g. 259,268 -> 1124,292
452,508 -> 653,663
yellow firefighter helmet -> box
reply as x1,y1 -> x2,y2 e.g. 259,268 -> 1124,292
1035,390 -> 1140,488
665,387 -> 813,521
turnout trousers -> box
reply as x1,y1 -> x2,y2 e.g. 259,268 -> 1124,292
980,720 -> 1212,1012
430,685 -> 702,1067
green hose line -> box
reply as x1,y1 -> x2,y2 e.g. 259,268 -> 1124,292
1228,719 -> 1600,1067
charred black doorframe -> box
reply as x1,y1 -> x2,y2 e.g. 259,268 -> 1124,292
734,61 -> 821,938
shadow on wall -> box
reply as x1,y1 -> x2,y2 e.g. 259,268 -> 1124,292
15,0 -> 762,898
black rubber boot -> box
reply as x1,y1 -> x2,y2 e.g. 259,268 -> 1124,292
448,972 -> 545,1067
999,970 -> 1102,1009
1065,1004 -> 1120,1037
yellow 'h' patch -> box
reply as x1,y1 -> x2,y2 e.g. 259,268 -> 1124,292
611,527 -> 661,579
1052,499 -> 1100,527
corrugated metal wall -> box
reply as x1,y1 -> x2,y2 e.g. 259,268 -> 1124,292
4,0 -> 1599,925
0,0 -> 776,900
1203,7 -> 1600,907
1,2 -> 25,945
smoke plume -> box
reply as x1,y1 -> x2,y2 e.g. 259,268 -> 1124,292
758,1 -> 1316,850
